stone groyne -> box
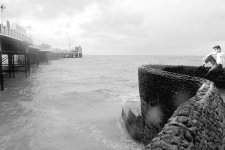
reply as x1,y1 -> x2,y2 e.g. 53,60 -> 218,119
122,65 -> 225,149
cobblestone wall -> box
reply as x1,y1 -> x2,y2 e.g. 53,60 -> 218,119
138,65 -> 225,150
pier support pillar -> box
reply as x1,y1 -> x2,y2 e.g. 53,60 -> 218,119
12,53 -> 15,78
0,41 -> 4,90
8,53 -> 12,78
25,47 -> 30,77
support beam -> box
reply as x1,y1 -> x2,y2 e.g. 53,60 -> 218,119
12,53 -> 15,78
8,53 -> 12,78
25,47 -> 30,77
0,41 -> 4,90
28,50 -> 30,76
25,50 -> 27,77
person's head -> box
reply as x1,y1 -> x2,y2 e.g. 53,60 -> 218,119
213,45 -> 222,53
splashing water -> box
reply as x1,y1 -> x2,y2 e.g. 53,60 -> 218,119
145,105 -> 163,127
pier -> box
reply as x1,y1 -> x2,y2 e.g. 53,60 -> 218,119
0,24 -> 62,90
63,46 -> 82,58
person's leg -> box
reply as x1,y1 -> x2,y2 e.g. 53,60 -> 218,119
218,64 -> 222,70
206,64 -> 219,77
204,55 -> 217,66
204,55 -> 218,77
217,64 -> 223,77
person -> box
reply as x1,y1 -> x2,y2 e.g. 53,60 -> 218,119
202,45 -> 225,77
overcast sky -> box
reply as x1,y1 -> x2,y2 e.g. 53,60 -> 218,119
2,0 -> 225,55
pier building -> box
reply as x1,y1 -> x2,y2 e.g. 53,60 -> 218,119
63,46 -> 82,58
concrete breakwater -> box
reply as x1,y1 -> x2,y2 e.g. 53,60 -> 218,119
122,65 -> 225,149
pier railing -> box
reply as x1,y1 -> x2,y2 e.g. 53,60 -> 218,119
0,25 -> 31,43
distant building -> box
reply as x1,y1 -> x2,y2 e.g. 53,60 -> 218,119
63,46 -> 83,58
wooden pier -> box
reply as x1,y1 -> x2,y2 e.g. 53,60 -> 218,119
0,25 -> 62,90
0,24 -> 30,90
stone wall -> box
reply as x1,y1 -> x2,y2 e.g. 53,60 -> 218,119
138,65 -> 225,149
143,65 -> 225,88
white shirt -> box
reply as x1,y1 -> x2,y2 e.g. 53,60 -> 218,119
202,51 -> 225,65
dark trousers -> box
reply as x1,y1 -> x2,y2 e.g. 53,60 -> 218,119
204,55 -> 223,76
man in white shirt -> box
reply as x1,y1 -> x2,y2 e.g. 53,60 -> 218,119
202,45 -> 225,77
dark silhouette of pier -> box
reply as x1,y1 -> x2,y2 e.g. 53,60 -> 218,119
0,25 -> 62,90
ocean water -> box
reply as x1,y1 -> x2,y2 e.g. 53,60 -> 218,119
0,55 -> 224,150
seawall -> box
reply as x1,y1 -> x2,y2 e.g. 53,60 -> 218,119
122,65 -> 225,149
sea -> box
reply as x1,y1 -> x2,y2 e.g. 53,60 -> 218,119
0,55 -> 224,150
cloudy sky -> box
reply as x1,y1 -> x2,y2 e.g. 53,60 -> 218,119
2,0 -> 225,55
